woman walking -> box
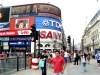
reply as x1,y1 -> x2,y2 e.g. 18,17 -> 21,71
81,52 -> 87,72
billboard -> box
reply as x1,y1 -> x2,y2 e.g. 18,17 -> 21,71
0,7 -> 11,31
36,17 -> 62,32
10,16 -> 35,30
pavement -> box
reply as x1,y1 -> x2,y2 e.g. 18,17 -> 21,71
9,59 -> 100,75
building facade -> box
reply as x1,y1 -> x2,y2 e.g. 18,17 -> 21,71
0,3 -> 67,53
82,9 -> 100,52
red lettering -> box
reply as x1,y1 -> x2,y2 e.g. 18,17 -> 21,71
53,32 -> 58,40
40,30 -> 61,40
21,31 -> 29,34
58,33 -> 61,40
40,31 -> 46,38
46,31 -> 52,39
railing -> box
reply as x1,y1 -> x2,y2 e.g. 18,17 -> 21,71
0,56 -> 29,75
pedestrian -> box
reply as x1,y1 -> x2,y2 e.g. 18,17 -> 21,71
40,50 -> 48,75
28,54 -> 33,68
95,51 -> 100,69
49,50 -> 66,75
6,51 -> 10,63
87,52 -> 91,64
81,52 -> 87,72
74,51 -> 79,65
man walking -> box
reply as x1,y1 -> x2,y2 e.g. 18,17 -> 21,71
49,50 -> 66,75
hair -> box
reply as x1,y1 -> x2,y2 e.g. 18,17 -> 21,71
19,20 -> 24,24
55,50 -> 60,54
42,50 -> 47,53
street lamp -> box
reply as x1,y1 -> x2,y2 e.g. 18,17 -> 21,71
91,36 -> 95,51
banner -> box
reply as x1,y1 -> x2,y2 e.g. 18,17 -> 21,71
10,16 -> 35,30
0,30 -> 31,36
36,17 -> 62,32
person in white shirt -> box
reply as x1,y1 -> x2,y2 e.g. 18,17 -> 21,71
64,50 -> 70,63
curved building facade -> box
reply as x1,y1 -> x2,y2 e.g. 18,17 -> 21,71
0,3 -> 65,52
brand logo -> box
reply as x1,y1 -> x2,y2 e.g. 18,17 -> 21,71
42,19 -> 62,29
42,19 -> 49,26
20,31 -> 29,35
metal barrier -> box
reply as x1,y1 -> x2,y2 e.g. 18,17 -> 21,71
0,56 -> 29,75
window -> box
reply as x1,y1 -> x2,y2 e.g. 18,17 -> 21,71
37,44 -> 43,47
45,43 -> 50,47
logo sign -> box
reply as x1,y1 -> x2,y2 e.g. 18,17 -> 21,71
18,30 -> 31,35
39,29 -> 62,40
0,7 -> 11,31
36,17 -> 62,32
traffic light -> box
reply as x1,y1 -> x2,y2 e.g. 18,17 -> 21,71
30,24 -> 38,41
67,36 -> 71,44
31,24 -> 36,42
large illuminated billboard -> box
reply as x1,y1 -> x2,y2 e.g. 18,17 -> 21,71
35,17 -> 62,32
0,7 -> 11,31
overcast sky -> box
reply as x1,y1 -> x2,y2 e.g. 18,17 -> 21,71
0,0 -> 100,44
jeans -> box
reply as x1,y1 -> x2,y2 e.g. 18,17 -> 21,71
41,66 -> 46,75
54,73 -> 63,75
64,57 -> 67,63
82,62 -> 86,71
6,57 -> 10,63
67,57 -> 70,63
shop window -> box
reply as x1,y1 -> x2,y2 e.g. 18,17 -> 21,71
37,44 -> 43,47
45,43 -> 50,47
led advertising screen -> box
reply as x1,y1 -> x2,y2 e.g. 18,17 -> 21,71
35,17 -> 62,32
0,7 -> 11,31
10,16 -> 35,30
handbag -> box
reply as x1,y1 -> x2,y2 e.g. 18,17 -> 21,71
38,60 -> 45,67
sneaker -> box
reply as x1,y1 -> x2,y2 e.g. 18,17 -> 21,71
84,70 -> 86,72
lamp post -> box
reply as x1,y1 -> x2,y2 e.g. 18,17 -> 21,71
91,36 -> 95,51
53,40 -> 57,50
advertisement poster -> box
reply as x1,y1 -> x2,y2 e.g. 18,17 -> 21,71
10,16 -> 35,30
0,7 -> 11,31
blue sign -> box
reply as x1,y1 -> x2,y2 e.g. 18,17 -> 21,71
36,17 -> 62,32
0,37 -> 9,41
0,7 -> 11,31
9,42 -> 31,46
9,36 -> 31,41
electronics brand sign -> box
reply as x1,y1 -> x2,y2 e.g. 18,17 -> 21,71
36,17 -> 62,32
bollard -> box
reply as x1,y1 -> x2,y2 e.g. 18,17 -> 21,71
17,56 -> 19,71
31,58 -> 39,70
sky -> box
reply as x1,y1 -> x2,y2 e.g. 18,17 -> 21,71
0,0 -> 100,44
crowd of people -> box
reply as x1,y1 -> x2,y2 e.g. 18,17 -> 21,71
28,49 -> 100,75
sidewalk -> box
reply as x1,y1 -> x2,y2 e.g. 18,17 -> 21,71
66,59 -> 100,75
9,59 -> 100,75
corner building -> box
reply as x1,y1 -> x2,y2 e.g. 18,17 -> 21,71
0,3 -> 65,53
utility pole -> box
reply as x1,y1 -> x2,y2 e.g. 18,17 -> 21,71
73,39 -> 74,53
38,30 -> 40,57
